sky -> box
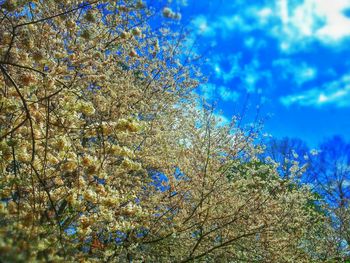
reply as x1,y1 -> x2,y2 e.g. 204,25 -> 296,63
168,0 -> 350,147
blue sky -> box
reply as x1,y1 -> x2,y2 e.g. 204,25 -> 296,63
168,0 -> 350,147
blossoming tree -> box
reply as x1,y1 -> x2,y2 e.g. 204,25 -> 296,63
0,0 -> 331,262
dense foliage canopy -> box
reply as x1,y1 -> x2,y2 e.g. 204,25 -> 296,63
0,0 -> 348,262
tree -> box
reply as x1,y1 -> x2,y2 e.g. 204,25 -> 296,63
263,137 -> 309,179
265,136 -> 350,261
0,0 -> 328,262
307,136 -> 350,259
0,0 -> 198,260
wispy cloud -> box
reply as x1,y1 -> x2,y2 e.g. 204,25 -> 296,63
272,59 -> 317,85
218,86 -> 240,102
191,15 -> 216,37
280,75 -> 350,107
208,54 -> 242,83
183,0 -> 350,144
192,1 -> 350,107
199,83 -> 217,101
198,83 -> 240,103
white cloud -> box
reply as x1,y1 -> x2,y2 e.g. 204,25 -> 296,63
208,55 -> 271,94
218,86 -> 240,102
198,83 -> 240,103
314,0 -> 350,41
191,12 -> 254,39
214,63 -> 221,78
191,15 -> 216,37
244,74 -> 258,93
273,0 -> 350,49
258,7 -> 273,20
208,53 -> 242,83
272,59 -> 317,85
191,1 -> 350,52
280,74 -> 350,107
279,0 -> 289,24
199,83 -> 216,101
298,68 -> 317,85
